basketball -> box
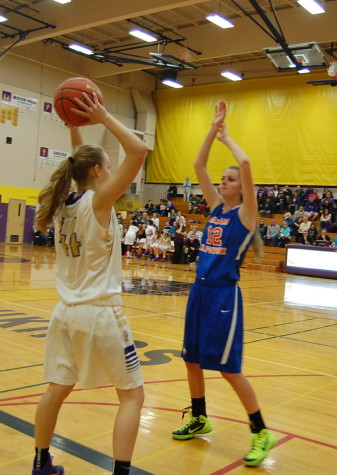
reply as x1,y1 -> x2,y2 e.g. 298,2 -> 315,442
54,77 -> 103,126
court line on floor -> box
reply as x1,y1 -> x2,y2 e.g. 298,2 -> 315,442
0,410 -> 153,474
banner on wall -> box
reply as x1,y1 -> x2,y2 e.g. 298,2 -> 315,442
42,101 -> 65,126
0,104 -> 19,126
1,90 -> 38,110
39,147 -> 67,168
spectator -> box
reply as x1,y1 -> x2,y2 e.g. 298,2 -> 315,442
257,218 -> 267,238
320,197 -> 332,214
294,205 -> 309,220
298,215 -> 311,237
175,211 -> 186,225
256,185 -> 268,198
34,228 -> 49,246
154,230 -> 172,261
331,203 -> 337,232
293,212 -> 304,242
198,195 -> 209,216
144,199 -> 156,215
320,208 -> 332,231
150,212 -> 159,229
283,185 -> 293,198
307,222 -> 318,245
277,221 -> 291,248
295,185 -> 304,202
259,196 -> 274,217
189,193 -> 201,213
124,220 -> 139,258
316,228 -> 331,245
263,218 -> 280,247
183,177 -> 192,202
283,212 -> 295,235
274,192 -> 287,213
304,195 -> 319,221
171,218 -> 186,263
288,191 -> 302,215
183,233 -> 200,265
167,183 -> 177,201
169,209 -> 178,225
145,220 -> 156,236
257,192 -> 266,216
187,225 -> 203,243
272,184 -> 280,199
298,230 -> 311,245
303,186 -> 314,203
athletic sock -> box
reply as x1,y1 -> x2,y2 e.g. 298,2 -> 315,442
34,448 -> 50,469
113,460 -> 131,475
248,410 -> 266,433
191,396 -> 207,418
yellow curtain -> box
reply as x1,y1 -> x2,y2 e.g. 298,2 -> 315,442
147,72 -> 337,185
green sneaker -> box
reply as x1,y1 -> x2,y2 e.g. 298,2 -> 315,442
172,408 -> 213,440
243,429 -> 277,466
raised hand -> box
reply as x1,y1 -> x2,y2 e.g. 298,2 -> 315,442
71,91 -> 109,125
211,100 -> 226,129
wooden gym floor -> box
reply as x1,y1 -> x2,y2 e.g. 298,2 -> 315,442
1,243 -> 337,474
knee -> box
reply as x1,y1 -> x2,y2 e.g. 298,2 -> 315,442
221,372 -> 241,383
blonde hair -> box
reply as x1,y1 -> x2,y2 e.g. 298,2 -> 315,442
36,144 -> 105,231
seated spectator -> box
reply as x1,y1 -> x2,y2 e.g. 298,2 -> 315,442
283,185 -> 293,198
169,209 -> 178,225
324,191 -> 334,204
188,194 -> 201,213
187,225 -> 203,243
257,192 -> 266,215
272,184 -> 280,199
298,230 -> 311,245
294,205 -> 309,220
198,195 -> 209,216
149,230 -> 161,260
34,229 -> 48,246
274,192 -> 287,213
116,212 -> 124,225
331,236 -> 337,248
175,211 -> 186,225
293,212 -> 304,242
158,199 -> 168,216
183,233 -> 200,265
136,228 -> 156,258
316,228 -> 331,246
259,196 -> 274,217
295,185 -> 304,202
331,202 -> 337,232
256,185 -> 268,198
167,183 -> 177,201
257,218 -> 267,238
303,186 -> 314,203
144,199 -> 157,215
283,212 -> 295,235
307,222 -> 318,245
298,215 -> 311,238
277,221 -> 291,248
320,198 -> 332,214
304,195 -> 319,221
139,211 -> 149,226
288,191 -> 302,215
320,208 -> 332,231
263,219 -> 280,247
149,212 -> 159,229
322,188 -> 334,201
153,230 -> 172,261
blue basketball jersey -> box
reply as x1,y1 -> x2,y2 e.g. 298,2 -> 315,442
196,204 -> 253,282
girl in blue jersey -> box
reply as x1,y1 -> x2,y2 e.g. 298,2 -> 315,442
32,92 -> 148,475
172,101 -> 276,466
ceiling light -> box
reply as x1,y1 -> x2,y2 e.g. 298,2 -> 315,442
53,0 -> 72,4
0,15 -> 8,22
68,43 -> 93,55
221,71 -> 242,81
206,14 -> 234,29
129,29 -> 157,42
160,70 -> 183,88
297,0 -> 325,14
298,67 -> 311,73
162,79 -> 183,88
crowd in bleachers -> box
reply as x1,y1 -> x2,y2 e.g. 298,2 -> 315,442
256,185 -> 337,248
117,194 -> 207,265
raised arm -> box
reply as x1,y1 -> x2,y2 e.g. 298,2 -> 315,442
69,127 -> 83,150
216,112 -> 257,232
72,92 -> 148,212
193,102 -> 226,211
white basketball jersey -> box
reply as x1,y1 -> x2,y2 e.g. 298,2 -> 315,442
54,190 -> 122,305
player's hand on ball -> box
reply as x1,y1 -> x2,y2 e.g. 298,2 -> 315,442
72,92 -> 109,125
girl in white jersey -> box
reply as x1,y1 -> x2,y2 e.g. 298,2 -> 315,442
172,101 -> 276,467
32,92 -> 148,475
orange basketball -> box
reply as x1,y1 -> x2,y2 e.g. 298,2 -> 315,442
54,77 -> 103,126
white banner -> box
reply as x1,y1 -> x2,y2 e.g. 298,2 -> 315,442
39,147 -> 68,168
1,90 -> 38,110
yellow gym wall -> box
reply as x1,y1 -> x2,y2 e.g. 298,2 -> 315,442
0,185 -> 40,205
147,72 -> 337,186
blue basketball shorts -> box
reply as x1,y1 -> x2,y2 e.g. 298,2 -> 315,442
182,280 -> 243,373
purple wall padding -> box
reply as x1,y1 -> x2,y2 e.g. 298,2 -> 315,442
0,203 -> 8,242
24,206 -> 36,243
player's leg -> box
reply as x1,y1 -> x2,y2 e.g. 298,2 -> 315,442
172,362 -> 212,440
221,372 -> 276,466
33,383 -> 74,474
113,386 -> 144,475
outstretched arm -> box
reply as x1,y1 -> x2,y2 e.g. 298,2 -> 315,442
72,92 -> 148,211
193,101 -> 227,211
69,127 -> 83,150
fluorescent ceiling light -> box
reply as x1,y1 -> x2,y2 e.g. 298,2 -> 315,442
53,0 -> 72,4
221,71 -> 242,81
162,79 -> 183,88
298,67 -> 311,73
69,43 -> 93,55
0,15 -> 8,22
297,0 -> 325,14
206,14 -> 234,29
129,29 -> 157,42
